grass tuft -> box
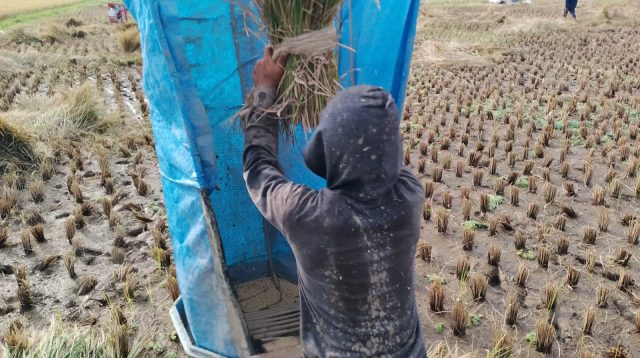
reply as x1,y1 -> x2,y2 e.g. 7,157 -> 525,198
0,116 -> 38,169
451,300 -> 467,337
429,279 -> 445,313
116,24 -> 141,53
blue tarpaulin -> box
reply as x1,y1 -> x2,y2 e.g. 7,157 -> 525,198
123,0 -> 420,356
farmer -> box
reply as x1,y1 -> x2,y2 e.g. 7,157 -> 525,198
242,47 -> 426,357
564,0 -> 578,18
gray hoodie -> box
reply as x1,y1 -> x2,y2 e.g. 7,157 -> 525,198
243,85 -> 425,357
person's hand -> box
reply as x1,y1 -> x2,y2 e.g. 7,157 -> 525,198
253,46 -> 289,89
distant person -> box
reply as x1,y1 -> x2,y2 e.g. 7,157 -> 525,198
564,0 -> 577,19
107,6 -> 117,24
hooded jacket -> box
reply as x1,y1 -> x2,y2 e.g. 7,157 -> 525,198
243,85 -> 426,357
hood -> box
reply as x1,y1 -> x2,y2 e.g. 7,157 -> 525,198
303,85 -> 402,200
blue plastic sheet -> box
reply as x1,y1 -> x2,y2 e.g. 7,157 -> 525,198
124,0 -> 420,356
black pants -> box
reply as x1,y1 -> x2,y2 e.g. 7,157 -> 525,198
564,7 -> 576,18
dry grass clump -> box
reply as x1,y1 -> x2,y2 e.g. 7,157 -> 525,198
504,293 -> 519,325
3,314 -> 141,356
510,186 -> 519,206
584,164 -> 593,186
416,241 -> 431,262
462,228 -> 474,251
81,202 -> 95,217
65,18 -> 83,27
0,186 -> 20,219
494,179 -> 506,196
429,279 -> 445,312
22,206 -> 45,226
565,266 -> 581,287
559,203 -> 577,218
462,198 -> 471,220
30,224 -> 45,242
598,208 -> 610,232
124,273 -> 139,300
516,264 -> 529,288
451,300 -> 467,337
64,216 -> 75,244
435,207 -> 449,233
535,317 -> 556,353
113,225 -> 126,248
422,202 -> 431,221
617,269 -> 632,291
14,266 -> 32,310
0,226 -> 8,247
424,181 -> 434,198
616,249 -> 631,266
473,169 -> 483,187
488,333 -> 513,358
456,160 -> 464,177
557,236 -> 569,255
480,192 -> 489,214
541,282 -> 559,310
33,255 -> 61,272
442,191 -> 452,209
627,222 -> 640,245
73,208 -> 85,229
469,274 -> 488,301
20,230 -> 33,255
77,276 -> 97,296
487,244 -> 501,266
592,185 -> 605,205
111,247 -> 125,264
9,83 -> 108,144
433,166 -> 443,183
7,28 -> 42,45
528,176 -> 537,194
0,117 -> 39,169
114,263 -> 136,282
514,231 -> 526,250
537,245 -> 550,269
167,270 -> 180,302
70,180 -> 83,203
604,346 -> 628,358
582,305 -> 596,335
555,215 -> 567,231
595,284 -> 609,308
152,247 -> 171,269
585,249 -> 596,272
456,255 -> 470,281
100,197 -> 113,218
527,201 -> 540,220
41,160 -> 54,181
5,319 -> 30,353
63,252 -> 76,279
564,181 -> 576,197
28,180 -> 44,203
583,226 -> 597,245
116,24 -> 141,53
543,183 -> 556,203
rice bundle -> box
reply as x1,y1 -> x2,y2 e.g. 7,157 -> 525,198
254,0 -> 342,132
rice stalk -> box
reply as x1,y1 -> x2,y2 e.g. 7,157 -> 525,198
429,279 -> 444,312
451,300 -> 467,336
254,0 -> 341,132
